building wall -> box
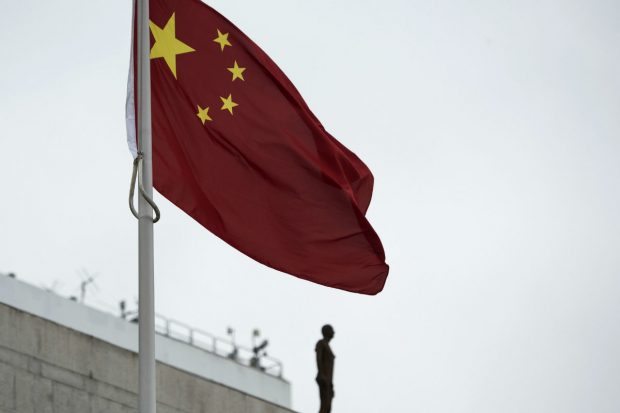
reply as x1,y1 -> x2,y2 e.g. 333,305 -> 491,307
0,303 -> 295,413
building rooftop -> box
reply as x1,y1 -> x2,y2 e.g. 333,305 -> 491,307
0,274 -> 291,408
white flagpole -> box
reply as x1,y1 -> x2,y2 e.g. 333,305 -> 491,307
137,0 -> 156,411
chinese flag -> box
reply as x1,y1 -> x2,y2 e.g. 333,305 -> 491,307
127,0 -> 389,294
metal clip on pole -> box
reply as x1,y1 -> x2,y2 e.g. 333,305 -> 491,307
129,152 -> 161,223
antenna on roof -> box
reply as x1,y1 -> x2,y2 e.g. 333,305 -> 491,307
250,329 -> 269,371
120,300 -> 127,319
40,279 -> 63,294
77,268 -> 99,304
226,327 -> 239,361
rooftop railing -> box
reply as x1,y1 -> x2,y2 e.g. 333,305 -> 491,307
151,314 -> 284,378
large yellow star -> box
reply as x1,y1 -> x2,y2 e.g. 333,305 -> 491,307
196,105 -> 212,124
220,94 -> 238,115
149,13 -> 195,78
213,29 -> 232,51
227,61 -> 246,81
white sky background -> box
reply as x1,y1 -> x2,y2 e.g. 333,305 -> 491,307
1,0 -> 620,411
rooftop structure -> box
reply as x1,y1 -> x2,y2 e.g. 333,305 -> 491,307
0,274 -> 292,410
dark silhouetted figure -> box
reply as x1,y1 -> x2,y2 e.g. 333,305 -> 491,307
316,324 -> 335,413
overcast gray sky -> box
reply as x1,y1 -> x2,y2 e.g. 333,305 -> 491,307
2,0 -> 620,412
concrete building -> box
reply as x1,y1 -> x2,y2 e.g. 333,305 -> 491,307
0,275 -> 294,413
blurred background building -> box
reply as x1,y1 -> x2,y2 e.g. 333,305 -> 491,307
0,273 -> 294,413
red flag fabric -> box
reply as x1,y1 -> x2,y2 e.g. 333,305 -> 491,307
128,0 -> 389,294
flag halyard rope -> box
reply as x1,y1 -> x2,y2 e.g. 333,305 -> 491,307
129,152 -> 161,223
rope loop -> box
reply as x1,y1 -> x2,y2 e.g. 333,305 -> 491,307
128,152 -> 161,223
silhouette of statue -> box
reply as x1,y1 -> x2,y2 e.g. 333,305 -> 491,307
315,324 -> 335,413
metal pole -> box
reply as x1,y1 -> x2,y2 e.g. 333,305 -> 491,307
137,0 -> 156,411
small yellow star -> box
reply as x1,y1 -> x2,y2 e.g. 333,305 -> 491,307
149,13 -> 195,78
213,29 -> 232,51
227,61 -> 246,81
220,94 -> 238,115
196,105 -> 212,124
